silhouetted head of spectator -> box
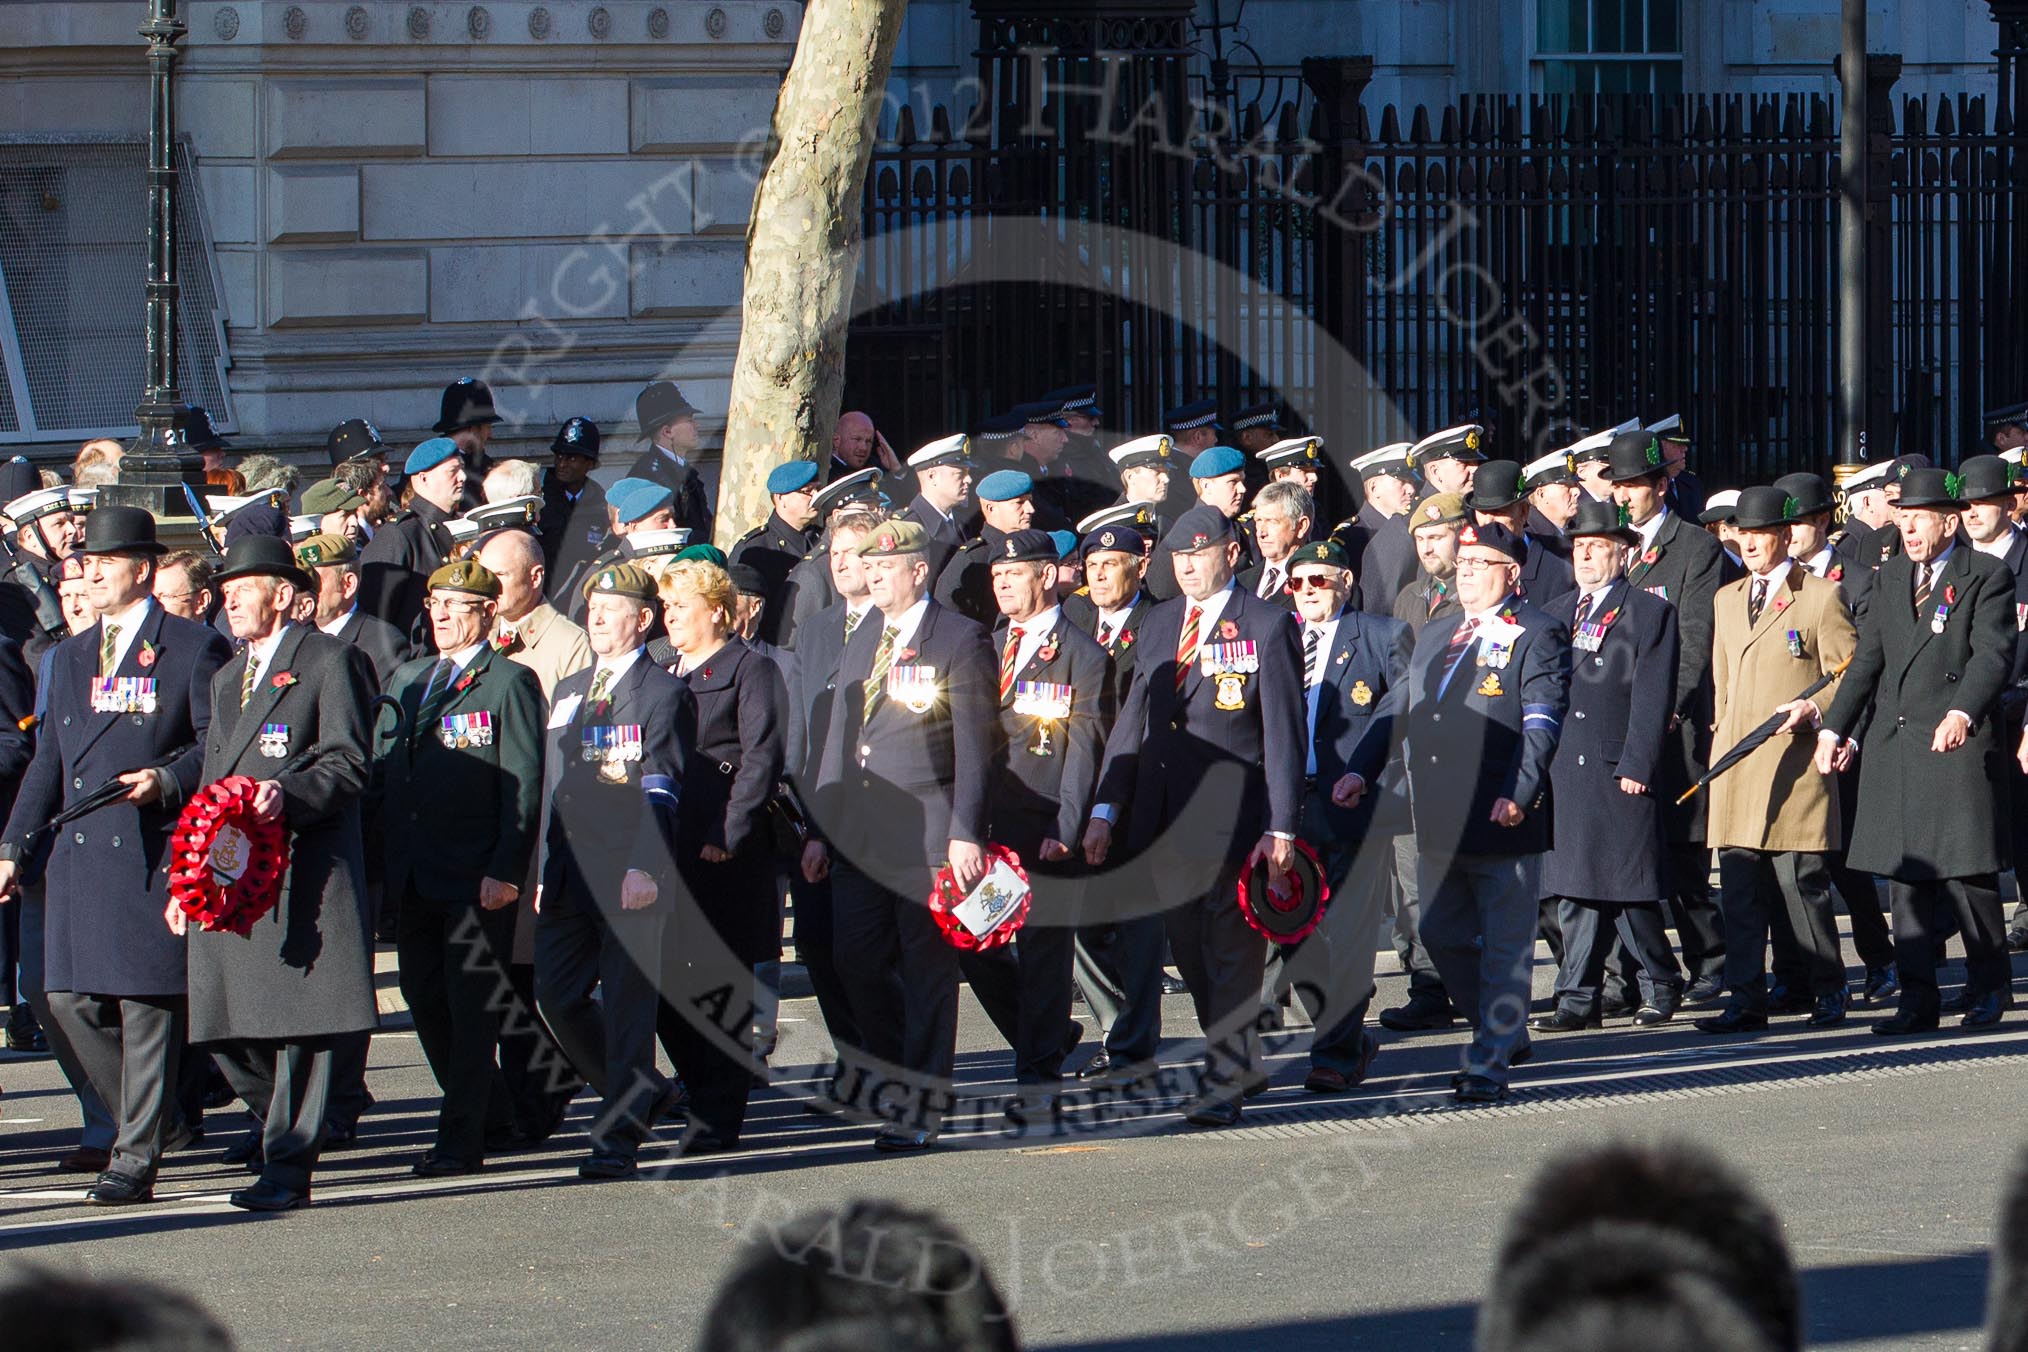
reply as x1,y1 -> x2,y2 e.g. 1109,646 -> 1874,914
698,1200 -> 1018,1352
1990,1143 -> 2028,1352
1484,1221 -> 1779,1352
1484,1139 -> 1801,1352
0,1266 -> 233,1350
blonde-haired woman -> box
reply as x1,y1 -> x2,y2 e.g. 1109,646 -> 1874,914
653,558 -> 785,1152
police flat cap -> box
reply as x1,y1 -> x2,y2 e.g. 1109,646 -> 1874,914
1043,384 -> 1103,419
1230,402 -> 1280,433
1163,399 -> 1221,433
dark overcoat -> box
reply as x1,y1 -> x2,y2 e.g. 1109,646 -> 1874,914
671,638 -> 786,965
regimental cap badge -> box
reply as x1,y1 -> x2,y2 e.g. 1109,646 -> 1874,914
1645,438 -> 1662,467
1460,525 -> 1480,545
880,532 -> 897,550
1005,538 -> 1019,558
1425,501 -> 1441,520
1100,528 -> 1119,548
1190,532 -> 1209,548
1465,429 -> 1481,452
599,569 -> 616,589
300,542 -> 325,565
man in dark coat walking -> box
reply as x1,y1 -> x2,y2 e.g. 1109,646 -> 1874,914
182,535 -> 376,1211
1607,427 -> 1735,1003
380,559 -> 545,1176
1532,500 -> 1683,1030
0,507 -> 231,1205
1820,468 -> 2017,1033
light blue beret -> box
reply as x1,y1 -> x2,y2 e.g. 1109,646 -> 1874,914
766,460 -> 820,495
976,469 -> 1034,502
1189,445 -> 1247,480
404,437 -> 461,476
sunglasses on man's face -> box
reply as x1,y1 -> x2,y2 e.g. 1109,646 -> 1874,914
1288,574 -> 1338,591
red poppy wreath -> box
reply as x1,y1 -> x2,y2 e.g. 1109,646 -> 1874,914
926,843 -> 1031,952
168,776 -> 291,935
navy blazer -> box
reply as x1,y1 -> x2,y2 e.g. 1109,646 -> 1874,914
540,654 -> 688,901
1351,596 -> 1570,859
673,637 -> 786,858
810,600 -> 995,890
987,616 -> 1109,860
1306,608 -> 1412,843
0,603 -> 231,996
1095,584 -> 1306,865
1062,588 -> 1154,720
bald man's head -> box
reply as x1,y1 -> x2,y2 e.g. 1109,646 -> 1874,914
476,529 -> 547,622
833,411 -> 876,469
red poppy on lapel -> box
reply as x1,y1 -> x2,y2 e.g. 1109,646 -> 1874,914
1119,630 -> 1136,648
453,670 -> 477,694
491,631 -> 523,656
898,648 -> 918,662
137,641 -> 156,669
1036,635 -> 1058,663
1640,546 -> 1660,566
1945,584 -> 1957,606
1827,563 -> 1844,582
1771,595 -> 1790,616
270,671 -> 297,690
1217,619 -> 1239,640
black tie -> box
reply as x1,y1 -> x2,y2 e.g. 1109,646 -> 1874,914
1913,563 -> 1933,618
1748,577 -> 1767,627
424,656 -> 456,704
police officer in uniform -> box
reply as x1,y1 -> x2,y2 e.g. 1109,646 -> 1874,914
381,560 -> 546,1176
433,377 -> 504,511
1822,468 -> 2017,1033
536,563 -> 690,1178
627,381 -> 714,542
0,507 -> 232,1204
1043,384 -> 1119,496
728,461 -> 824,645
360,437 -> 467,645
1532,499 -> 1683,1029
538,417 -> 609,584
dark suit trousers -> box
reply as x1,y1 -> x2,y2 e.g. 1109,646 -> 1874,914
830,859 -> 960,1098
534,881 -> 670,1156
962,920 -> 1077,1083
43,991 -> 182,1182
1158,856 -> 1265,1098
1390,834 -> 1445,1000
1665,842 -> 1726,981
397,892 -> 517,1163
1267,790 -> 1390,1073
1890,876 -> 2009,1012
1071,912 -> 1165,1064
17,884 -> 115,1151
1828,763 -> 1894,971
1417,851 -> 1539,1086
788,870 -> 863,1060
655,885 -> 761,1143
1716,848 -> 1843,1008
1551,899 -> 1683,1015
498,960 -> 582,1134
212,1037 -> 332,1194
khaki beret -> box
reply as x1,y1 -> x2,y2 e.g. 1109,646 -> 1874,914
854,519 -> 930,558
427,559 -> 500,599
583,561 -> 658,602
294,532 -> 356,568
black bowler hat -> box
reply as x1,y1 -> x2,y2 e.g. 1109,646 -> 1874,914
1602,429 -> 1668,483
1566,497 -> 1639,545
1772,472 -> 1835,518
1730,486 -> 1797,531
1956,454 -> 2015,503
214,533 -> 314,593
1895,466 -> 1967,511
433,378 -> 504,435
1464,459 -> 1526,512
174,405 -> 230,454
635,381 -> 699,437
79,505 -> 166,558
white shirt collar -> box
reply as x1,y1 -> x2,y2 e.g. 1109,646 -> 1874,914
1919,542 -> 1957,575
98,597 -> 156,673
1800,544 -> 1836,576
1001,605 -> 1062,675
317,605 -> 357,637
245,621 -> 294,687
1462,591 -> 1518,623
1973,528 -> 2018,559
1631,506 -> 1669,551
1095,592 -> 1142,629
1749,558 -> 1793,589
881,595 -> 932,652
1180,581 -> 1238,631
653,443 -> 688,470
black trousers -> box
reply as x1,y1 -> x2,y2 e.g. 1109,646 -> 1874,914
397,892 -> 517,1163
962,920 -> 1077,1084
1828,763 -> 1895,971
1890,875 -> 2009,1013
829,859 -> 960,1101
1665,841 -> 1726,982
533,881 -> 670,1158
498,960 -> 581,1135
1159,857 -> 1263,1100
655,872 -> 764,1144
1717,848 -> 1844,1009
1071,912 -> 1165,1064
1550,899 -> 1683,1014
212,1037 -> 333,1194
788,869 -> 862,1064
43,991 -> 182,1183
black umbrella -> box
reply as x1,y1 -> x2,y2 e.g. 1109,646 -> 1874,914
1676,655 -> 1854,805
28,744 -> 197,843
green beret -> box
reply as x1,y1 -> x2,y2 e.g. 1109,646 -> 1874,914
673,543 -> 729,567
301,479 -> 367,516
1288,540 -> 1350,572
584,561 -> 658,602
428,559 -> 500,599
854,519 -> 930,558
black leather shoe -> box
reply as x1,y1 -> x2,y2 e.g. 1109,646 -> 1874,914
1694,1008 -> 1768,1034
413,1153 -> 481,1178
1767,987 -> 1814,1016
678,1128 -> 739,1156
1871,1008 -> 1941,1035
1600,992 -> 1638,1018
1452,1074 -> 1505,1104
3,1023 -> 47,1054
322,1123 -> 357,1150
85,1172 -> 153,1206
57,1146 -> 111,1174
1681,976 -> 1725,1008
1940,986 -> 1978,1014
1805,992 -> 1848,1028
1861,966 -> 1900,1004
229,1179 -> 311,1212
222,1135 -> 264,1170
1378,999 -> 1457,1032
577,1153 -> 637,1180
1529,1008 -> 1601,1033
872,1127 -> 937,1153
1632,1003 -> 1675,1026
1961,993 -> 2008,1028
1182,1096 -> 1241,1128
1082,1058 -> 1158,1088
2007,927 -> 2028,954
1160,973 -> 1189,996
1075,1049 -> 1113,1080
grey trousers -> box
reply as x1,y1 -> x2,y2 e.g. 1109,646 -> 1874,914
1391,834 -> 1446,1000
18,885 -> 115,1151
43,990 -> 183,1182
1071,912 -> 1165,1065
212,1038 -> 333,1194
1418,851 -> 1540,1086
1265,792 -> 1392,1073
534,889 -> 670,1158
